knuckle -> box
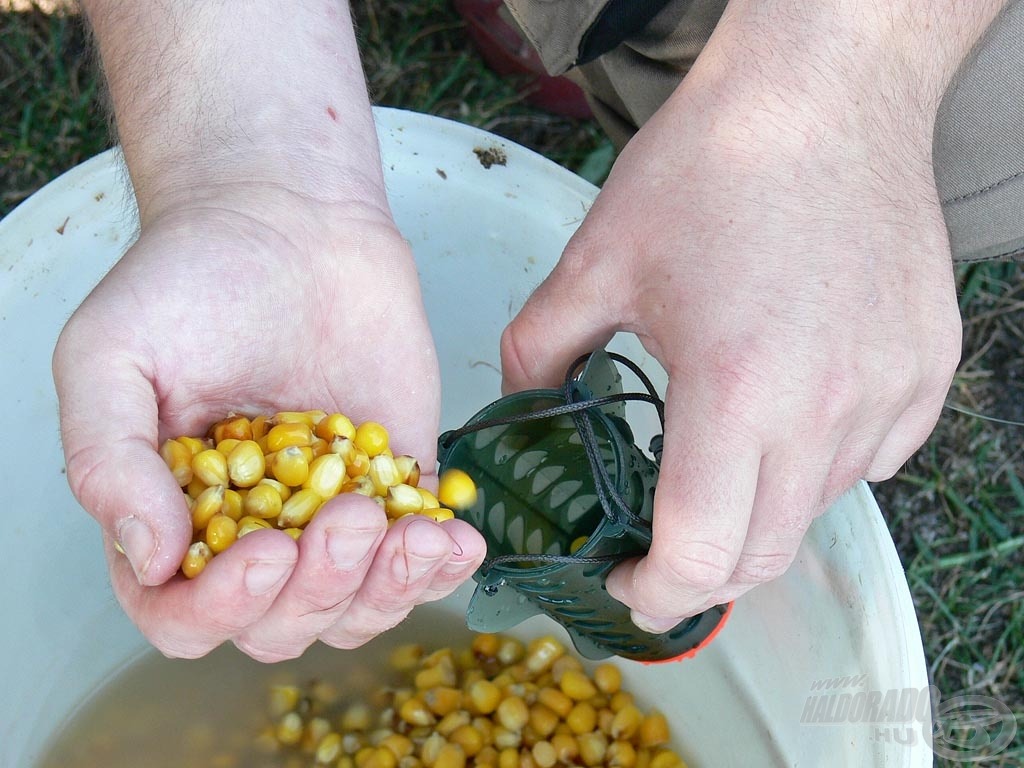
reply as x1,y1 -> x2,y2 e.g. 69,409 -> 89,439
730,550 -> 796,584
232,636 -> 303,664
653,539 -> 736,595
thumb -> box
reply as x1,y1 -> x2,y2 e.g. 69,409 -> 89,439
53,323 -> 191,586
501,251 -> 620,394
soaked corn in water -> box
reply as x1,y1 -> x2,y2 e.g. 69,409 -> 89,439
152,410 -> 477,578
255,632 -> 685,768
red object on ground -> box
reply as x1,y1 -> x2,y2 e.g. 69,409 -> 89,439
453,0 -> 594,119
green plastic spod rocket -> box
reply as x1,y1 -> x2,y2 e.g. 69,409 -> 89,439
437,350 -> 729,663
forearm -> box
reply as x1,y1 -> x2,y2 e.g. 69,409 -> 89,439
83,0 -> 383,223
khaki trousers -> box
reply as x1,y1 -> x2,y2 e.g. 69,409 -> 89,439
504,0 -> 1024,262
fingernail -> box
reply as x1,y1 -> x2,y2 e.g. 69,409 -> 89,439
244,560 -> 292,596
632,612 -> 684,635
116,518 -> 155,581
326,526 -> 382,570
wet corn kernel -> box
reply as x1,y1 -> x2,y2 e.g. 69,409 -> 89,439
560,670 -> 598,701
354,421 -> 389,457
437,469 -> 477,510
205,514 -> 238,554
594,664 -> 622,695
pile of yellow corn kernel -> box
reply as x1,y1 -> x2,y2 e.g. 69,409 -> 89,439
256,632 -> 686,768
158,410 -> 478,579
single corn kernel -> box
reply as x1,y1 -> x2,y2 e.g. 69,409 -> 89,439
181,541 -> 213,579
638,712 -> 670,748
316,732 -> 343,764
498,748 -> 519,768
192,448 -> 229,487
593,664 -> 622,695
348,448 -> 371,478
468,680 -> 501,715
532,741 -> 558,768
329,435 -> 357,463
648,750 -> 683,768
278,488 -> 323,528
496,697 -> 529,732
191,484 -> 225,529
259,477 -> 291,501
398,698 -> 435,727
177,435 -> 208,456
426,508 -> 455,523
417,488 -> 440,509
342,702 -> 373,732
472,633 -> 500,659
448,725 -> 484,758
212,415 -> 253,443
205,514 -> 239,554
276,711 -> 304,746
433,743 -> 466,768
160,438 -> 194,486
282,527 -> 303,540
423,686 -> 462,717
389,643 -> 423,671
271,446 -> 310,487
215,438 -> 241,457
437,469 -> 477,510
379,734 -> 414,760
244,483 -> 283,519
608,741 -> 638,768
227,440 -> 266,487
304,453 -> 347,499
310,437 -> 329,458
569,536 -> 589,554
578,732 -> 609,767
525,636 -> 566,674
367,454 -> 400,496
304,717 -> 333,753
386,483 -> 424,517
496,637 -> 524,665
272,410 -> 318,428
354,421 -> 389,458
221,489 -> 243,521
566,702 -> 597,735
267,422 -> 314,452
537,688 -> 573,719
250,414 -> 270,440
529,704 -> 560,738
551,734 -> 579,763
268,684 -> 301,717
611,704 -> 644,740
237,515 -> 273,537
559,669 -> 598,701
436,711 -> 471,738
609,691 -> 635,712
393,455 -> 421,487
186,475 -> 208,501
316,412 -> 357,441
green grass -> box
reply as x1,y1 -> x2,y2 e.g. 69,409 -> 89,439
2,2 -> 1021,765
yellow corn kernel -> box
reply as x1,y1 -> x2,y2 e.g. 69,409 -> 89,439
529,704 -> 560,738
276,711 -> 304,746
282,527 -> 303,540
278,488 -> 323,528
226,440 -> 265,487
551,734 -> 579,764
366,747 -> 398,768
267,422 -> 314,452
211,415 -> 253,443
475,747 -> 498,768
415,658 -> 457,689
237,515 -> 273,537
316,412 -> 357,441
472,633 -> 500,659
259,477 -> 292,501
220,489 -> 243,521
354,421 -> 389,458
272,410 -> 318,428
244,482 -> 283,519
393,455 -> 421,487
566,702 -> 597,735
341,702 -> 373,731
569,536 -> 589,554
389,643 -> 423,671
160,438 -> 194,487
537,688 -> 573,719
608,741 -> 637,768
525,636 -> 566,674
346,448 -> 371,479
433,743 -> 466,768
559,669 -> 597,701
313,731 -> 341,763
496,637 -> 524,665
192,448 -> 229,487
498,748 -> 519,768
310,436 -> 329,458
205,514 -> 238,554
496,697 -> 529,732
578,732 -> 608,767
551,655 -> 583,683
176,435 -> 209,456
417,488 -> 440,509
367,454 -> 400,496
648,750 -> 683,768
492,727 -> 521,750
638,711 -> 670,748
593,663 -> 622,695
215,438 -> 241,457
468,680 -> 501,715
532,741 -> 557,768
329,434 -> 357,463
386,483 -> 424,517
379,734 -> 414,760
181,541 -> 213,579
271,446 -> 310,487
191,484 -> 225,529
186,476 -> 208,500
437,469 -> 477,510
250,414 -> 270,440
609,691 -> 635,712
304,453 -> 347,499
436,711 -> 471,738
448,725 -> 483,758
398,697 -> 435,727
424,686 -> 462,717
425,508 -> 455,523
268,684 -> 301,717
611,704 -> 644,740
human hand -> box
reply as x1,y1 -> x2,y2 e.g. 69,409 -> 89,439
500,6 -> 972,630
53,189 -> 486,660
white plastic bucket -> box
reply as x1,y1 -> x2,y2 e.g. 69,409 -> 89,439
0,108 -> 931,766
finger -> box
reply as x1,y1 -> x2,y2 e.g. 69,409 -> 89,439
864,393 -> 946,481
232,494 -> 387,662
414,518 -> 487,603
604,382 -> 763,630
53,324 -> 191,585
317,516 -> 465,649
500,244 -> 620,394
108,528 -> 297,658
